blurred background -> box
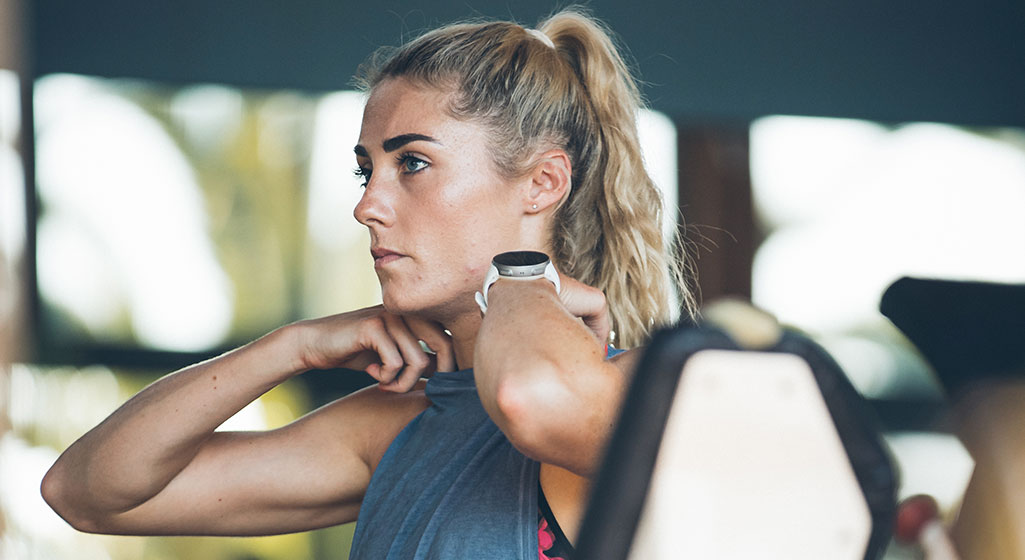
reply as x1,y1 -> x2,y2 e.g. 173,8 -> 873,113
1,0 -> 1023,558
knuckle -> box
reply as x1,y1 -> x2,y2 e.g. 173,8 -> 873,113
411,353 -> 430,370
362,315 -> 386,334
395,375 -> 414,391
402,351 -> 425,370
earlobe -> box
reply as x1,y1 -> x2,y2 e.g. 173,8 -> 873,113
526,149 -> 572,213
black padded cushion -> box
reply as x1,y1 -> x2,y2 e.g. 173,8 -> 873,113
880,277 -> 1025,396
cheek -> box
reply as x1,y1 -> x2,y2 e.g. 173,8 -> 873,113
463,258 -> 490,284
418,165 -> 520,271
432,189 -> 512,246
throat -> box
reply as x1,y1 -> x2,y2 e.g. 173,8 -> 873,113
443,312 -> 483,370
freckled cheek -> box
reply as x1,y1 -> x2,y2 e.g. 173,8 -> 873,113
419,214 -> 489,287
434,229 -> 486,285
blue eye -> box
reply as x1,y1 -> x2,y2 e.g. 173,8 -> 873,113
398,153 -> 429,174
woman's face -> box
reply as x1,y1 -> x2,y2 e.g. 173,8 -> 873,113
353,78 -> 527,319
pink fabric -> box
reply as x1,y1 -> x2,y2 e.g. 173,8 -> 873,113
538,517 -> 566,560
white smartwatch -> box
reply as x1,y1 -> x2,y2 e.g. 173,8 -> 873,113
475,251 -> 561,313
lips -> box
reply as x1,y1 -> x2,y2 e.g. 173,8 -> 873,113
371,247 -> 406,267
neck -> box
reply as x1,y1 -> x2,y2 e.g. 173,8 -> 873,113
443,310 -> 483,371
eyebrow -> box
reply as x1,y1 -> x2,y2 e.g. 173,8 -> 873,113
353,133 -> 441,157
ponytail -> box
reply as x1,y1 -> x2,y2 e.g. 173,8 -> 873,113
359,8 -> 695,347
541,11 -> 693,346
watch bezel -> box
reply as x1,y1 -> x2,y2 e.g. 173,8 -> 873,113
492,250 -> 551,278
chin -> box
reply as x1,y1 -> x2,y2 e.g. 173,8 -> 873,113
379,284 -> 434,316
379,287 -> 412,315
380,284 -> 474,321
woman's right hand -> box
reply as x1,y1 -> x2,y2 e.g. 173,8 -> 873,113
295,305 -> 457,393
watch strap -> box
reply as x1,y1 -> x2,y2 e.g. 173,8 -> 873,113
476,260 -> 560,313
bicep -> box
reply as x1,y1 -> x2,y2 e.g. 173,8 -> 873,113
93,385 -> 428,536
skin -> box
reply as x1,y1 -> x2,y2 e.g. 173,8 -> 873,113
352,77 -> 525,370
40,77 -> 643,543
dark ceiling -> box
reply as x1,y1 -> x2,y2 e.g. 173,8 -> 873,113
28,0 -> 1025,126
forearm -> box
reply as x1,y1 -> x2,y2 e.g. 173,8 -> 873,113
475,280 -> 624,475
42,325 -> 304,518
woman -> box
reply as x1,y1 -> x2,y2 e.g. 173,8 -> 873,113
41,8 -> 691,559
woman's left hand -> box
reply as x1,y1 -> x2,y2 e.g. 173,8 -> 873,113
556,274 -> 611,348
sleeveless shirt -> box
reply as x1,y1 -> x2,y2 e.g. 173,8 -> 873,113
349,348 -> 622,559
349,367 -> 539,559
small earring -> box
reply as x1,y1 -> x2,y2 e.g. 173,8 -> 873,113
531,204 -> 538,210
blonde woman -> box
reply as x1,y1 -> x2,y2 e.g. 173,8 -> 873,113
42,8 -> 691,559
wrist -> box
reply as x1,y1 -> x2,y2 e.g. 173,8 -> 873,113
483,278 -> 560,315
475,251 -> 560,313
489,276 -> 559,297
274,321 -> 315,377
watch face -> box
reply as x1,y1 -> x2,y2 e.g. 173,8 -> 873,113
493,250 -> 550,277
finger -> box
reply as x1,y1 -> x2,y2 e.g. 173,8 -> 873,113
381,314 -> 435,391
359,317 -> 404,384
583,297 -> 611,346
343,349 -> 379,371
377,355 -> 437,393
404,316 -> 457,372
558,275 -> 611,346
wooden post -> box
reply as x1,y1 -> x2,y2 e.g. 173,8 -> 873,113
676,124 -> 757,306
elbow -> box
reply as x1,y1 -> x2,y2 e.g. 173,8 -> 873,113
40,466 -> 79,529
493,362 -> 565,462
40,464 -> 106,534
40,467 -> 70,526
40,464 -> 68,519
493,358 -> 618,476
494,378 -> 541,458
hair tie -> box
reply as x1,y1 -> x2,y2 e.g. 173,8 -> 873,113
525,28 -> 555,49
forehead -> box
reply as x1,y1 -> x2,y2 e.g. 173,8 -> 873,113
359,78 -> 461,144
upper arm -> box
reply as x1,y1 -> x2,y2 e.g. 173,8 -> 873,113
534,348 -> 644,542
498,346 -> 642,476
83,383 -> 429,536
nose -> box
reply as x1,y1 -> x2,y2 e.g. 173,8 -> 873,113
353,178 -> 393,227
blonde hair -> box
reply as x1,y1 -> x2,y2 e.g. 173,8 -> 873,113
357,8 -> 695,347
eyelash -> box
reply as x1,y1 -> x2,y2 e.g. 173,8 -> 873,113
397,152 -> 429,174
353,166 -> 371,187
352,153 -> 429,188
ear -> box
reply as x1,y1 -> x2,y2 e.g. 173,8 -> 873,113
525,149 -> 572,214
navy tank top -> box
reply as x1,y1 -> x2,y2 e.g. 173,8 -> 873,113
350,348 -> 621,559
349,367 -> 539,559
